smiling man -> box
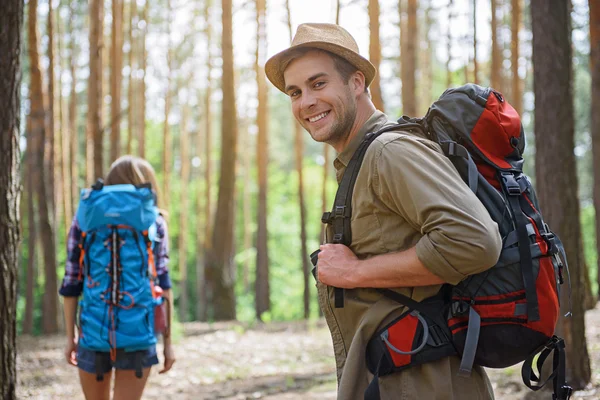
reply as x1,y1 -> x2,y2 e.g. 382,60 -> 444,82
265,23 -> 502,400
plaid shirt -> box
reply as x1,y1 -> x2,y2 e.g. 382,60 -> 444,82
59,214 -> 172,297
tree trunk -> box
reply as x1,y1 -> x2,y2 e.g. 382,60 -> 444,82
590,0 -> 600,302
420,1 -> 433,114
531,0 -> 591,389
0,2 -> 22,396
138,0 -> 149,158
197,0 -> 212,322
23,117 -> 36,335
29,0 -> 59,335
472,0 -> 478,84
68,1 -> 79,206
205,0 -> 238,320
490,0 -> 502,90
511,0 -> 523,114
47,0 -> 57,220
110,0 -> 124,163
127,0 -> 137,155
446,0 -> 454,87
255,0 -> 270,320
57,5 -> 72,235
368,0 -> 384,111
162,0 -> 172,209
179,104 -> 190,322
88,0 -> 103,181
242,124 -> 252,293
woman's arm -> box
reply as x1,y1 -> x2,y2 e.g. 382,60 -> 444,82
63,296 -> 79,366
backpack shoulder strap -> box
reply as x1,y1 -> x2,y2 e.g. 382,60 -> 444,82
322,123 -> 408,307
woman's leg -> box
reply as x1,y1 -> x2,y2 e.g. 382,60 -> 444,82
112,367 -> 152,400
78,369 -> 112,400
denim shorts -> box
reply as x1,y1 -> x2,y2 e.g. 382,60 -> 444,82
77,346 -> 159,374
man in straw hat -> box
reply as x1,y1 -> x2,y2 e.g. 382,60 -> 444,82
265,23 -> 501,399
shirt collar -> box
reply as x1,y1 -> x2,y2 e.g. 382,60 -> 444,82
333,110 -> 391,175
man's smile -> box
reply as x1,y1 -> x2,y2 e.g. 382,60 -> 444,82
306,110 -> 331,124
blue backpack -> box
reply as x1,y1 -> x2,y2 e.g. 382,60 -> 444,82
75,180 -> 162,378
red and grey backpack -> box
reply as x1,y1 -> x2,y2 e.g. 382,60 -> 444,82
316,84 -> 572,400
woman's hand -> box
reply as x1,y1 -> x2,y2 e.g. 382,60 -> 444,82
64,337 -> 78,366
159,343 -> 175,374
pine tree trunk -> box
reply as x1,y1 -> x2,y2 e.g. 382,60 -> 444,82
446,0 -> 454,87
23,129 -> 36,335
47,0 -> 56,219
511,0 -> 522,114
472,0 -> 478,84
68,1 -> 79,205
197,0 -> 212,322
255,0 -> 270,320
127,0 -> 136,155
590,0 -> 600,302
531,0 -> 591,389
206,0 -> 238,320
179,104 -> 190,322
29,0 -> 59,334
0,2 -> 22,396
88,0 -> 103,181
490,0 -> 502,90
57,5 -> 72,235
138,0 -> 149,159
242,125 -> 252,293
420,1 -> 433,114
163,0 -> 172,209
368,0 -> 384,111
110,0 -> 124,163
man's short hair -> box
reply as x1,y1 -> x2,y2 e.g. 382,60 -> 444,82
283,47 -> 370,94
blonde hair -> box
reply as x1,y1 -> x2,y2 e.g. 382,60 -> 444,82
105,155 -> 164,212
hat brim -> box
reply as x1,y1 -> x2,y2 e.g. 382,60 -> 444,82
265,41 -> 377,94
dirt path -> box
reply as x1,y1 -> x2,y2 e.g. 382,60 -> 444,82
17,306 -> 600,399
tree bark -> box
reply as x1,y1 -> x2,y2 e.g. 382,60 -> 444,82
511,0 -> 523,114
47,0 -> 57,220
163,0 -> 172,209
179,104 -> 190,322
531,0 -> 591,389
197,0 -> 212,322
490,0 -> 502,90
420,1 -> 432,114
254,0 -> 270,320
127,0 -> 137,155
138,0 -> 149,158
368,0 -> 384,111
110,0 -> 124,163
29,0 -> 59,334
472,0 -> 478,84
68,1 -> 79,206
446,0 -> 454,87
23,117 -> 36,335
0,2 -> 22,396
88,0 -> 103,181
590,0 -> 600,302
205,0 -> 238,320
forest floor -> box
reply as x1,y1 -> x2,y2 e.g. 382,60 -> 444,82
16,303 -> 600,400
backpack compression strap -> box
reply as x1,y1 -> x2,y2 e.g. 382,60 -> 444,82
321,123 -> 417,307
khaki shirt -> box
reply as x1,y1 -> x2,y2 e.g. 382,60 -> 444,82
318,111 -> 502,400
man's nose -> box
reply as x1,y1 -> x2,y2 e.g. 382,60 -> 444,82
300,90 -> 317,110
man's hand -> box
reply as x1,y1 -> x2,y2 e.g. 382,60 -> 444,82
317,244 -> 361,288
64,337 -> 78,366
159,343 -> 176,374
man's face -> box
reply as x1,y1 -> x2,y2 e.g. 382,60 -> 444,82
283,51 -> 358,145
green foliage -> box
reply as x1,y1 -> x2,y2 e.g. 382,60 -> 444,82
581,205 -> 598,297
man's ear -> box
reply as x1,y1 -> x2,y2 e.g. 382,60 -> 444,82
351,71 -> 366,95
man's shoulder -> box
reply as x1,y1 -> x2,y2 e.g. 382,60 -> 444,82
366,124 -> 442,158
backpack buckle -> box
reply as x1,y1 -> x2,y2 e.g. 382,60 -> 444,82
501,173 -> 521,195
321,212 -> 333,224
451,300 -> 471,317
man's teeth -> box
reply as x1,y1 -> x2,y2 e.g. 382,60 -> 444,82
309,112 -> 329,123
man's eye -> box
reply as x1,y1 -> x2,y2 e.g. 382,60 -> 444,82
314,81 -> 325,88
289,90 -> 300,98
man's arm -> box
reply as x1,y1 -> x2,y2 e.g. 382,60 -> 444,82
317,243 -> 444,289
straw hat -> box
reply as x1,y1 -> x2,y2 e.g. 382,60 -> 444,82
265,23 -> 377,93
